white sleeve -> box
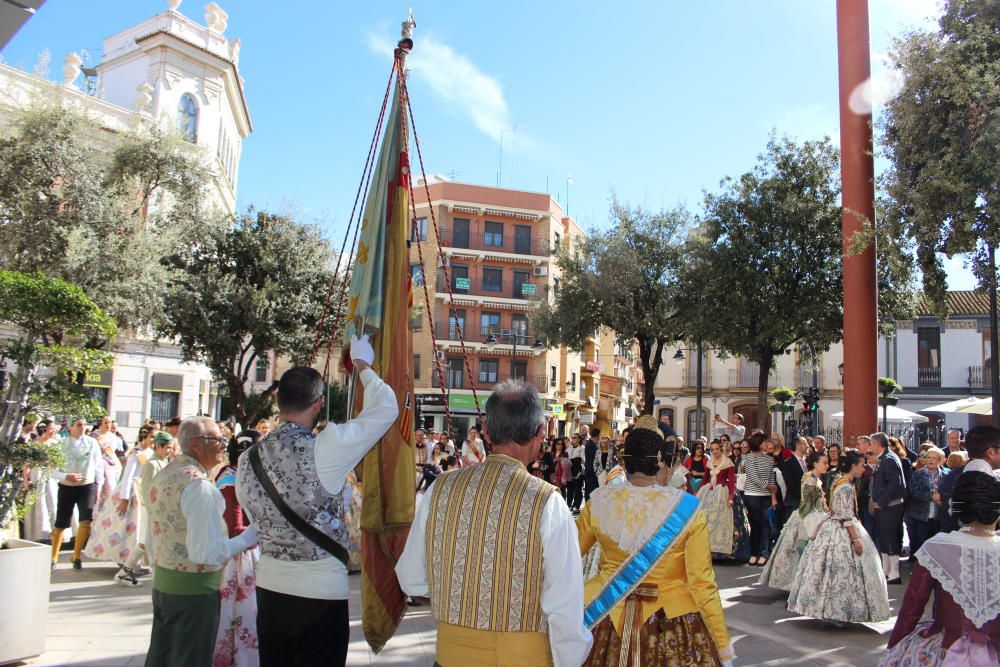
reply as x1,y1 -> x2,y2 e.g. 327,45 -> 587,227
395,490 -> 431,597
93,443 -> 105,489
314,368 -> 399,494
117,455 -> 141,500
539,493 -> 593,667
181,480 -> 254,565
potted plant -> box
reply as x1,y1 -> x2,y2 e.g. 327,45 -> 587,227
0,271 -> 114,664
877,377 -> 902,406
877,376 -> 903,434
770,387 -> 797,411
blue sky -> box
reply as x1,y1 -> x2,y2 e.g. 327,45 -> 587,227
2,0 -> 976,288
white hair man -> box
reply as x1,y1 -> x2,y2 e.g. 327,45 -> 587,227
145,416 -> 258,666
397,379 -> 592,666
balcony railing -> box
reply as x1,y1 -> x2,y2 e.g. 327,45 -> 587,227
432,372 -> 547,393
434,324 -> 534,345
437,228 -> 551,256
728,366 -> 778,389
683,367 -> 712,388
968,365 -> 992,389
436,275 -> 540,300
918,367 -> 942,388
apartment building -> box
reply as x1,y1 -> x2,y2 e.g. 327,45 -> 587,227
409,180 -> 606,439
878,290 -> 993,432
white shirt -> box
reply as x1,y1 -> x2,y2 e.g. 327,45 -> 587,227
715,423 -> 746,442
461,438 -> 486,464
116,448 -> 151,500
239,367 -> 398,600
568,444 -> 584,460
51,435 -> 105,487
180,478 -> 257,564
396,490 -> 593,667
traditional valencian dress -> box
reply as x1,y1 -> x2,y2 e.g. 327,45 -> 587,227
579,484 -> 733,666
759,472 -> 828,590
213,465 -> 259,667
397,453 -> 592,667
85,446 -> 151,564
787,477 -> 890,623
696,457 -> 750,560
880,531 -> 1000,667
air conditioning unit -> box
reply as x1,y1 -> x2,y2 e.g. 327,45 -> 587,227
501,328 -> 513,337
533,266 -> 548,277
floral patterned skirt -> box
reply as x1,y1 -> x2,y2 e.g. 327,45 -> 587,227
758,509 -> 803,590
711,492 -> 750,562
879,623 -> 999,667
213,547 -> 260,667
83,493 -> 139,563
697,485 -> 734,555
584,610 -> 723,667
343,472 -> 363,572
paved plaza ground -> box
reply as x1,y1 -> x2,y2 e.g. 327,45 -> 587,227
17,551 -> 921,667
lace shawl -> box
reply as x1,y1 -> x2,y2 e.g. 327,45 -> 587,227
589,485 -> 685,553
916,531 -> 1000,628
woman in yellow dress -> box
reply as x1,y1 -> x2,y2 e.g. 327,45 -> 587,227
578,415 -> 733,666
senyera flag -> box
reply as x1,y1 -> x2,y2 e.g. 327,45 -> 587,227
342,48 -> 416,653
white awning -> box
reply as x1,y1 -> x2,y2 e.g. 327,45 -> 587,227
919,397 -> 985,414
830,405 -> 929,423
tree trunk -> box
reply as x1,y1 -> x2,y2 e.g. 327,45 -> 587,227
226,373 -> 248,427
638,336 -> 655,415
0,359 -> 32,447
755,349 -> 775,434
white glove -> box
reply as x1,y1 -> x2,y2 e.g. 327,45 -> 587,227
350,334 -> 375,366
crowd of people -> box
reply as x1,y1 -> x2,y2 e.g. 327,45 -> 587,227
14,353 -> 1000,666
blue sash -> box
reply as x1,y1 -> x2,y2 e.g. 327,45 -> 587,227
583,491 -> 700,628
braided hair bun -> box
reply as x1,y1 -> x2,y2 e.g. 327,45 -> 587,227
622,425 -> 664,476
950,471 -> 1000,527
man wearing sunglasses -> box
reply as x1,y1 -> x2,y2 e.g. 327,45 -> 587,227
145,417 -> 261,667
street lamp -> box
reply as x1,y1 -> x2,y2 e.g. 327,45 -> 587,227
673,349 -> 685,366
484,329 -> 544,382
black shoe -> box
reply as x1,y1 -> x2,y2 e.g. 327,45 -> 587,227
886,577 -> 902,585
73,558 -> 82,570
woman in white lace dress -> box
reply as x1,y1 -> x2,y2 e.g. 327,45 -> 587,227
881,470 -> 1000,666
787,450 -> 890,625
759,451 -> 829,590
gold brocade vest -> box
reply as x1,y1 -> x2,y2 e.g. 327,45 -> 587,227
425,454 -> 555,634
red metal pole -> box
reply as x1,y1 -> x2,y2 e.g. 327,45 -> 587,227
837,0 -> 878,441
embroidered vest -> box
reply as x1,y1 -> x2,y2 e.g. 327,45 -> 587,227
146,454 -> 224,573
425,454 -> 555,633
237,423 -> 348,561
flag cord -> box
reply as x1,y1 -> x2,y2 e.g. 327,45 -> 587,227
400,73 -> 486,439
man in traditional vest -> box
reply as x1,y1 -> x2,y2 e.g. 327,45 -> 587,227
397,379 -> 593,666
145,417 -> 259,667
237,334 -> 398,667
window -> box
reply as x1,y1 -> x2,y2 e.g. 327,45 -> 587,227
255,358 -> 268,383
410,263 -> 425,286
570,371 -> 577,391
448,357 -> 464,388
448,309 -> 466,340
451,264 -> 469,293
83,370 -> 113,409
512,360 -> 527,382
413,354 -> 421,380
550,365 -> 557,388
553,277 -> 561,299
484,221 -> 504,247
513,270 -> 530,299
150,373 -> 182,422
480,312 -> 501,338
482,267 -> 502,293
685,408 -> 709,441
658,407 -> 675,428
411,217 -> 427,242
511,314 -> 528,343
452,218 -> 470,248
177,93 -> 198,143
553,231 -> 561,250
514,225 -> 531,254
917,327 -> 941,387
479,359 -> 499,385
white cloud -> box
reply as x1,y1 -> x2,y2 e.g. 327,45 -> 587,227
367,32 -> 513,145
